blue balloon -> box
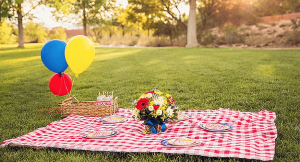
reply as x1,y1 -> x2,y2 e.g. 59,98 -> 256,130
41,40 -> 68,73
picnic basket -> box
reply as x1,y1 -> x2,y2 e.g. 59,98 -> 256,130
59,95 -> 118,117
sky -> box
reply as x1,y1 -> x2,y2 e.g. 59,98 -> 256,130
25,0 -> 189,30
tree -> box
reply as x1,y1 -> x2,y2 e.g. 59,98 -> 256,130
160,0 -> 188,32
116,6 -> 147,37
116,7 -> 128,36
14,0 -> 47,48
0,0 -> 13,23
52,0 -> 115,36
3,0 -> 76,48
186,0 -> 198,47
128,0 -> 188,32
153,18 -> 182,45
24,21 -> 48,43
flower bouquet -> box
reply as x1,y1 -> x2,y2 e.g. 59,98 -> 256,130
132,88 -> 179,134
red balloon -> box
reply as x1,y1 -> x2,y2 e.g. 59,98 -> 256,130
49,72 -> 72,96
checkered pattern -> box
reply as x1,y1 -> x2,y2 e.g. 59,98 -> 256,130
94,101 -> 111,105
1,108 -> 277,161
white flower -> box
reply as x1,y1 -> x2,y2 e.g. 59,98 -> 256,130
146,93 -> 152,98
156,110 -> 162,116
133,109 -> 140,117
154,97 -> 164,105
166,107 -> 174,116
148,105 -> 154,111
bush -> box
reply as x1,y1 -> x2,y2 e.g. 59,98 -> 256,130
291,17 -> 300,29
49,27 -> 67,42
97,34 -> 182,47
223,26 -> 244,45
214,36 -> 226,45
24,21 -> 48,43
0,21 -> 17,44
286,31 -> 300,46
201,33 -> 216,46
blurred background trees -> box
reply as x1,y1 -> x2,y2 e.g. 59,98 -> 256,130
1,0 -> 300,47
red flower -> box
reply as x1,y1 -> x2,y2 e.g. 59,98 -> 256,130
153,105 -> 159,110
135,98 -> 149,110
145,91 -> 154,94
168,97 -> 175,105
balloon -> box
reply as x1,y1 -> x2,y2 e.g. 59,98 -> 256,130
65,35 -> 95,77
41,40 -> 68,73
49,72 -> 72,96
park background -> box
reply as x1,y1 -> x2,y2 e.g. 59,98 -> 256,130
1,0 -> 300,48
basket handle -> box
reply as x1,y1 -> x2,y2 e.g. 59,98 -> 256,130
62,95 -> 78,104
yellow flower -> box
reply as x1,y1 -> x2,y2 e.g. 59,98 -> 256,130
150,101 -> 155,105
159,105 -> 166,110
163,99 -> 167,105
155,90 -> 162,95
166,94 -> 171,98
140,94 -> 146,98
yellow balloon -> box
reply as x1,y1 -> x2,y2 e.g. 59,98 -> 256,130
65,35 -> 95,77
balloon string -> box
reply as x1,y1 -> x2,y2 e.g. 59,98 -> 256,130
62,74 -> 69,96
69,74 -> 75,96
58,73 -> 63,96
69,75 -> 79,104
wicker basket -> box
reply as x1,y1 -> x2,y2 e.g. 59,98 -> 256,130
59,95 -> 118,117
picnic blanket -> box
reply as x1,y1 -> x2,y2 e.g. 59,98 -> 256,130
1,108 -> 277,161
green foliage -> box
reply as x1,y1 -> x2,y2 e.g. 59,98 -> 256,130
0,45 -> 300,161
223,26 -> 244,45
0,21 -> 17,44
0,0 -> 13,22
47,0 -> 77,15
153,19 -> 184,45
128,0 -> 187,32
200,33 -> 215,46
24,21 -> 48,43
285,30 -> 300,45
49,27 -> 67,42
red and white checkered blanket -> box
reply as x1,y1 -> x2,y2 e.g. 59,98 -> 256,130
1,108 -> 277,161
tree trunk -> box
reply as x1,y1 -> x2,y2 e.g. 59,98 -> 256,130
178,20 -> 187,32
17,3 -> 24,48
83,2 -> 87,36
186,0 -> 199,48
137,21 -> 140,37
122,26 -> 125,36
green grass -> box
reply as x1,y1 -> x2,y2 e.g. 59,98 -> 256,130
0,43 -> 300,161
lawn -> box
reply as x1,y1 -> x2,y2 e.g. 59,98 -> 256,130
0,44 -> 299,161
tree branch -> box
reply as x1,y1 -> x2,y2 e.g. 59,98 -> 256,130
24,0 -> 44,17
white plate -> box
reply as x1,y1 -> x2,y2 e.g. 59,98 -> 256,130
177,114 -> 192,121
199,123 -> 234,132
161,138 -> 200,147
100,116 -> 129,123
83,130 -> 118,138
